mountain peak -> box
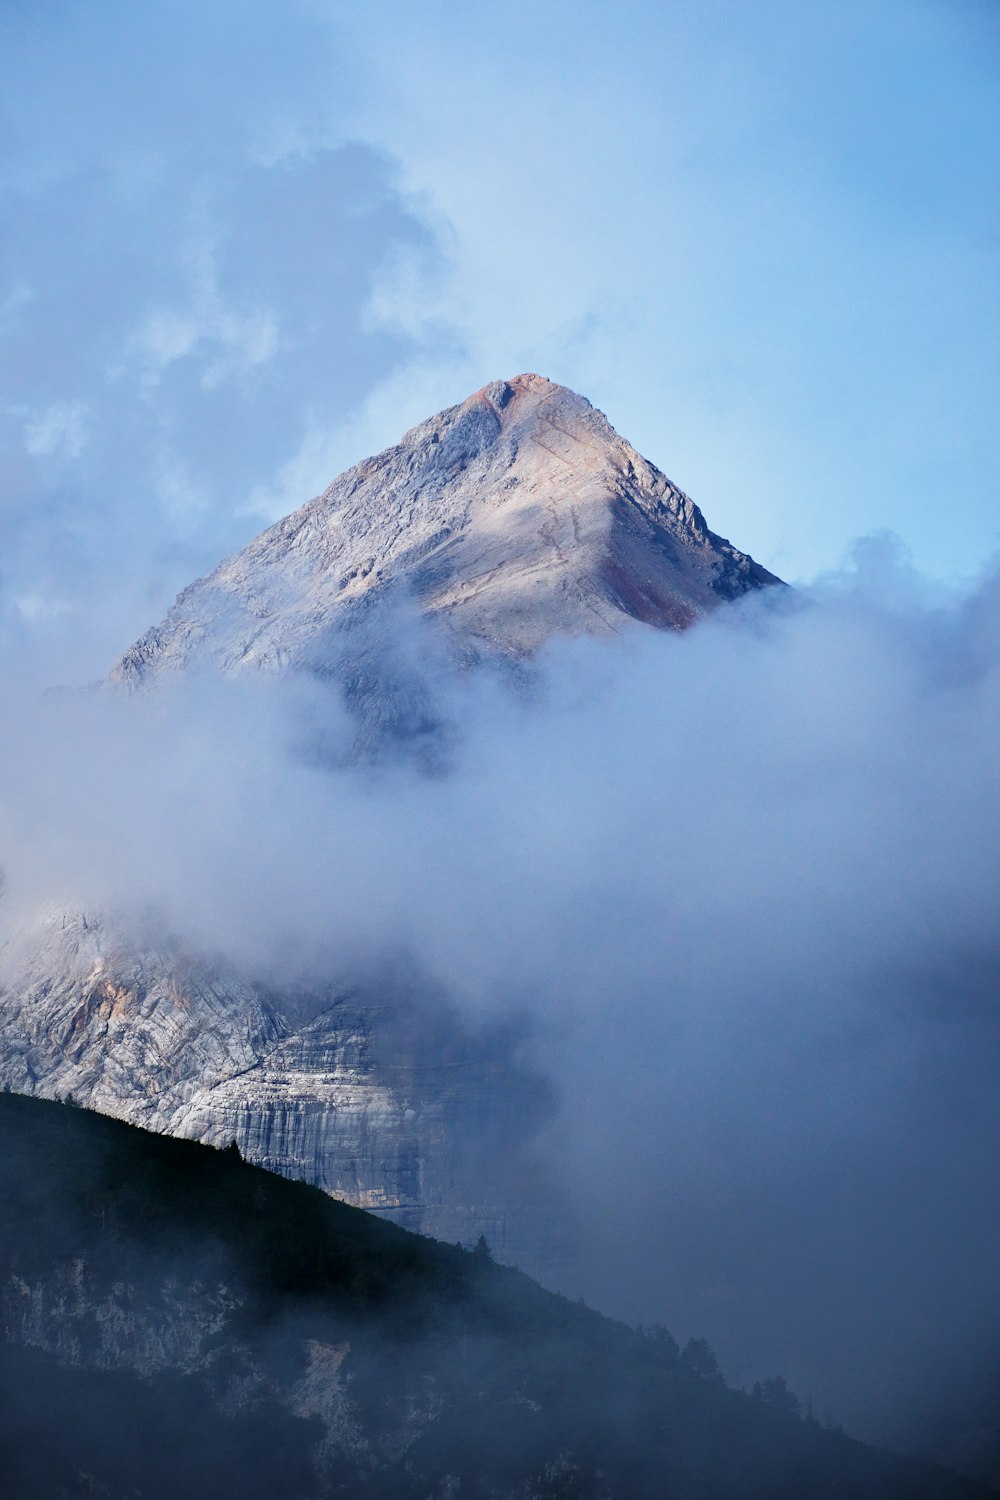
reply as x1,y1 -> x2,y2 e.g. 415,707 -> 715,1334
112,378 -> 781,686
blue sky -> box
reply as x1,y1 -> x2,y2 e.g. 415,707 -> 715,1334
1,0 -> 997,675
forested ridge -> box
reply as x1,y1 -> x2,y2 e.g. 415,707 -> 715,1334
0,1093 -> 988,1499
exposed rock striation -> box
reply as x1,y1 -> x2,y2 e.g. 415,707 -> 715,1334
0,910 -> 559,1276
112,373 -> 780,689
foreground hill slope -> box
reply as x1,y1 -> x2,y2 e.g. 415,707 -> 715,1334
0,1093 -> 984,1500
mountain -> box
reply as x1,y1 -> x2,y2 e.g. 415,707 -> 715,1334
111,372 -> 780,690
0,1092 -> 986,1500
0,376 -> 780,1278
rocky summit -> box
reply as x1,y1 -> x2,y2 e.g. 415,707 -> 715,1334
112,373 -> 780,688
0,377 -> 781,1279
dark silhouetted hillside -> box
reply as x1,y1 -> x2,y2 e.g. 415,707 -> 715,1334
0,1093 -> 987,1499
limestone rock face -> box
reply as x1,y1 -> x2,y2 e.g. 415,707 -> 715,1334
1,376 -> 781,1280
0,911 -> 559,1277
112,373 -> 780,689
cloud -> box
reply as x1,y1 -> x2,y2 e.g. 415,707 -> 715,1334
22,400 -> 89,461
0,6 -> 438,675
0,0 -> 998,1460
1,545 -> 998,1446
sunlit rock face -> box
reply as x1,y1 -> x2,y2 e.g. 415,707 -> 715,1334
0,377 -> 781,1280
111,373 -> 780,688
0,911 -> 560,1277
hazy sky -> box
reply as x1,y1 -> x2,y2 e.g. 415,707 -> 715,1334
1,0 -> 997,676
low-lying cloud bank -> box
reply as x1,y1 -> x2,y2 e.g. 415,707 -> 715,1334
1,541 -> 999,1451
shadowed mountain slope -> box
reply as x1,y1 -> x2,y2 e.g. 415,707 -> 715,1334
0,1093 -> 986,1500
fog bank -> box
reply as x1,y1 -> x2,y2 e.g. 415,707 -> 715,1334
1,541 -> 999,1447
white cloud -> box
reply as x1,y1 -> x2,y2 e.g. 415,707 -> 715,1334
135,309 -> 202,369
153,454 -> 212,527
133,236 -> 282,391
1,555 -> 999,1441
22,400 -> 89,461
11,592 -> 70,623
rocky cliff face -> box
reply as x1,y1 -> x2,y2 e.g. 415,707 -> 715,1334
0,375 -> 781,1280
0,910 -> 561,1276
112,373 -> 780,689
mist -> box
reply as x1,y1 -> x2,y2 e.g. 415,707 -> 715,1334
1,538 -> 999,1450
